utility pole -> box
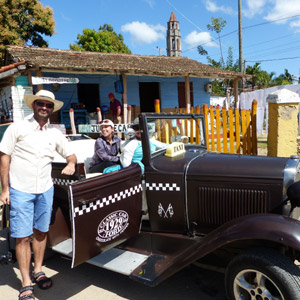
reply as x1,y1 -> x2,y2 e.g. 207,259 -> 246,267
156,46 -> 162,56
238,0 -> 243,73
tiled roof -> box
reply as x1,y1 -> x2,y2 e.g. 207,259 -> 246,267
5,45 -> 244,79
0,61 -> 26,79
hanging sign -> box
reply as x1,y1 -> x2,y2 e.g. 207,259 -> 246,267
78,124 -> 129,133
32,77 -> 79,85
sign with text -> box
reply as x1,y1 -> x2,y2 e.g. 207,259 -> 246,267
78,124 -> 129,133
32,77 -> 79,85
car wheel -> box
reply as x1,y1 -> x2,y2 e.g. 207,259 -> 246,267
225,248 -> 300,300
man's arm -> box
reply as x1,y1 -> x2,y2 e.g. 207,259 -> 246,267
61,154 -> 77,175
0,152 -> 11,205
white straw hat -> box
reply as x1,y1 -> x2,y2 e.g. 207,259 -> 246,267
24,90 -> 64,112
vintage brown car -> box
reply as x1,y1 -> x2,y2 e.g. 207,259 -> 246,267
7,112 -> 300,300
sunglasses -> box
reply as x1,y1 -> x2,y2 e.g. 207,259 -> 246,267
99,120 -> 111,124
35,101 -> 54,109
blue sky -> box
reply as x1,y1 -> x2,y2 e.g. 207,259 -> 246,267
41,0 -> 300,81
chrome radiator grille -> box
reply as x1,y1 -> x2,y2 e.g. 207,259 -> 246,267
198,187 -> 269,225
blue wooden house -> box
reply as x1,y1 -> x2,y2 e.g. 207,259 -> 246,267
1,45 -> 244,128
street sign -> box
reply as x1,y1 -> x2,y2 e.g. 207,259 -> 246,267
78,124 -> 129,133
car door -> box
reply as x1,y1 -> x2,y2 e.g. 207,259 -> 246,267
69,163 -> 143,267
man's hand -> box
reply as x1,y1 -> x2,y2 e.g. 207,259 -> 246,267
61,154 -> 77,175
61,164 -> 75,175
0,189 -> 10,205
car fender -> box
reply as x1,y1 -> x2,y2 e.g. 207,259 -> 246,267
130,214 -> 300,286
189,214 -> 300,263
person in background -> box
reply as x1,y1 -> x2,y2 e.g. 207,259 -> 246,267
89,119 -> 121,173
108,92 -> 122,123
0,90 -> 77,300
103,118 -> 166,174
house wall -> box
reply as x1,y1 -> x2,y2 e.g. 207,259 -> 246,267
28,72 -> 210,111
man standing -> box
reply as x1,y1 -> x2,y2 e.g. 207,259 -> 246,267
0,90 -> 77,300
108,92 -> 122,123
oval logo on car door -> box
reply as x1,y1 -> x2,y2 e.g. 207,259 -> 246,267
96,210 -> 129,243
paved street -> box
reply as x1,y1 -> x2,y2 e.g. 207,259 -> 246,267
0,229 -> 226,300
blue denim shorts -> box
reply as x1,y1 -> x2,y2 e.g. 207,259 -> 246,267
9,186 -> 54,238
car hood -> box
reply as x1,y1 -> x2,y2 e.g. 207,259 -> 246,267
187,152 -> 289,182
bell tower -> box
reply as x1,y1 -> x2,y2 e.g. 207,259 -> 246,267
166,12 -> 181,57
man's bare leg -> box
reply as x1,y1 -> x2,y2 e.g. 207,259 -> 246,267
16,237 -> 33,296
32,229 -> 51,288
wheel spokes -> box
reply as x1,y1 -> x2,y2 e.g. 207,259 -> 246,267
234,269 -> 284,300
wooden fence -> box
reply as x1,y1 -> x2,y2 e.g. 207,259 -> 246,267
203,100 -> 257,155
155,99 -> 258,155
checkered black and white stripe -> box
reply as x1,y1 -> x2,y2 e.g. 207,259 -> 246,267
53,178 -> 77,186
74,183 -> 142,217
146,182 -> 180,192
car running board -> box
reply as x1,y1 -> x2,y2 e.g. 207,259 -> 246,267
52,238 -> 149,276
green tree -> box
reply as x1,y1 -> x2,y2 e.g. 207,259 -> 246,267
207,17 -> 227,67
0,0 -> 55,56
245,63 -> 276,89
198,46 -> 239,96
70,24 -> 131,54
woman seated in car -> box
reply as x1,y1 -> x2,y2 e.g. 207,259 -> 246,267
103,119 -> 166,174
89,119 -> 121,173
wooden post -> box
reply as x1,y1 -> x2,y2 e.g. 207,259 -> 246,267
35,69 -> 43,91
203,104 -> 209,149
233,78 -> 239,109
195,105 -> 201,145
154,99 -> 160,113
154,99 -> 161,141
69,108 -> 76,134
96,107 -> 102,123
209,105 -> 215,151
222,107 -> 228,153
189,107 -> 194,144
185,76 -> 191,113
122,73 -> 127,124
229,108 -> 234,153
216,106 -> 221,152
235,109 -> 241,154
127,105 -> 132,124
241,109 -> 247,154
251,100 -> 258,155
246,110 -> 251,154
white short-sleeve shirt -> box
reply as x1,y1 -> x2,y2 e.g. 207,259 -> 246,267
0,117 -> 74,194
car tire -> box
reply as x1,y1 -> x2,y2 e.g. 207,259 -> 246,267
225,248 -> 300,300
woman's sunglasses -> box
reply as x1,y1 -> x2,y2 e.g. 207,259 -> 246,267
99,120 -> 111,124
35,101 -> 54,109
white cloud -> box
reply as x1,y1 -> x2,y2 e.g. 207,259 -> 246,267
185,31 -> 218,48
264,0 -> 300,26
121,22 -> 165,44
290,19 -> 300,28
60,12 -> 71,22
243,0 -> 268,18
143,0 -> 155,8
203,0 -> 235,15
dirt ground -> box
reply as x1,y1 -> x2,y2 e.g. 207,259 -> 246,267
0,227 -> 226,300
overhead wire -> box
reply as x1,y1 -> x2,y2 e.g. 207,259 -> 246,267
182,11 -> 300,54
165,1 -> 300,67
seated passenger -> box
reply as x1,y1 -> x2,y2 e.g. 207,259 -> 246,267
89,119 -> 121,173
103,119 -> 166,174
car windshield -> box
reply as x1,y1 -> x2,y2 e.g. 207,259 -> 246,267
145,115 -> 206,156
